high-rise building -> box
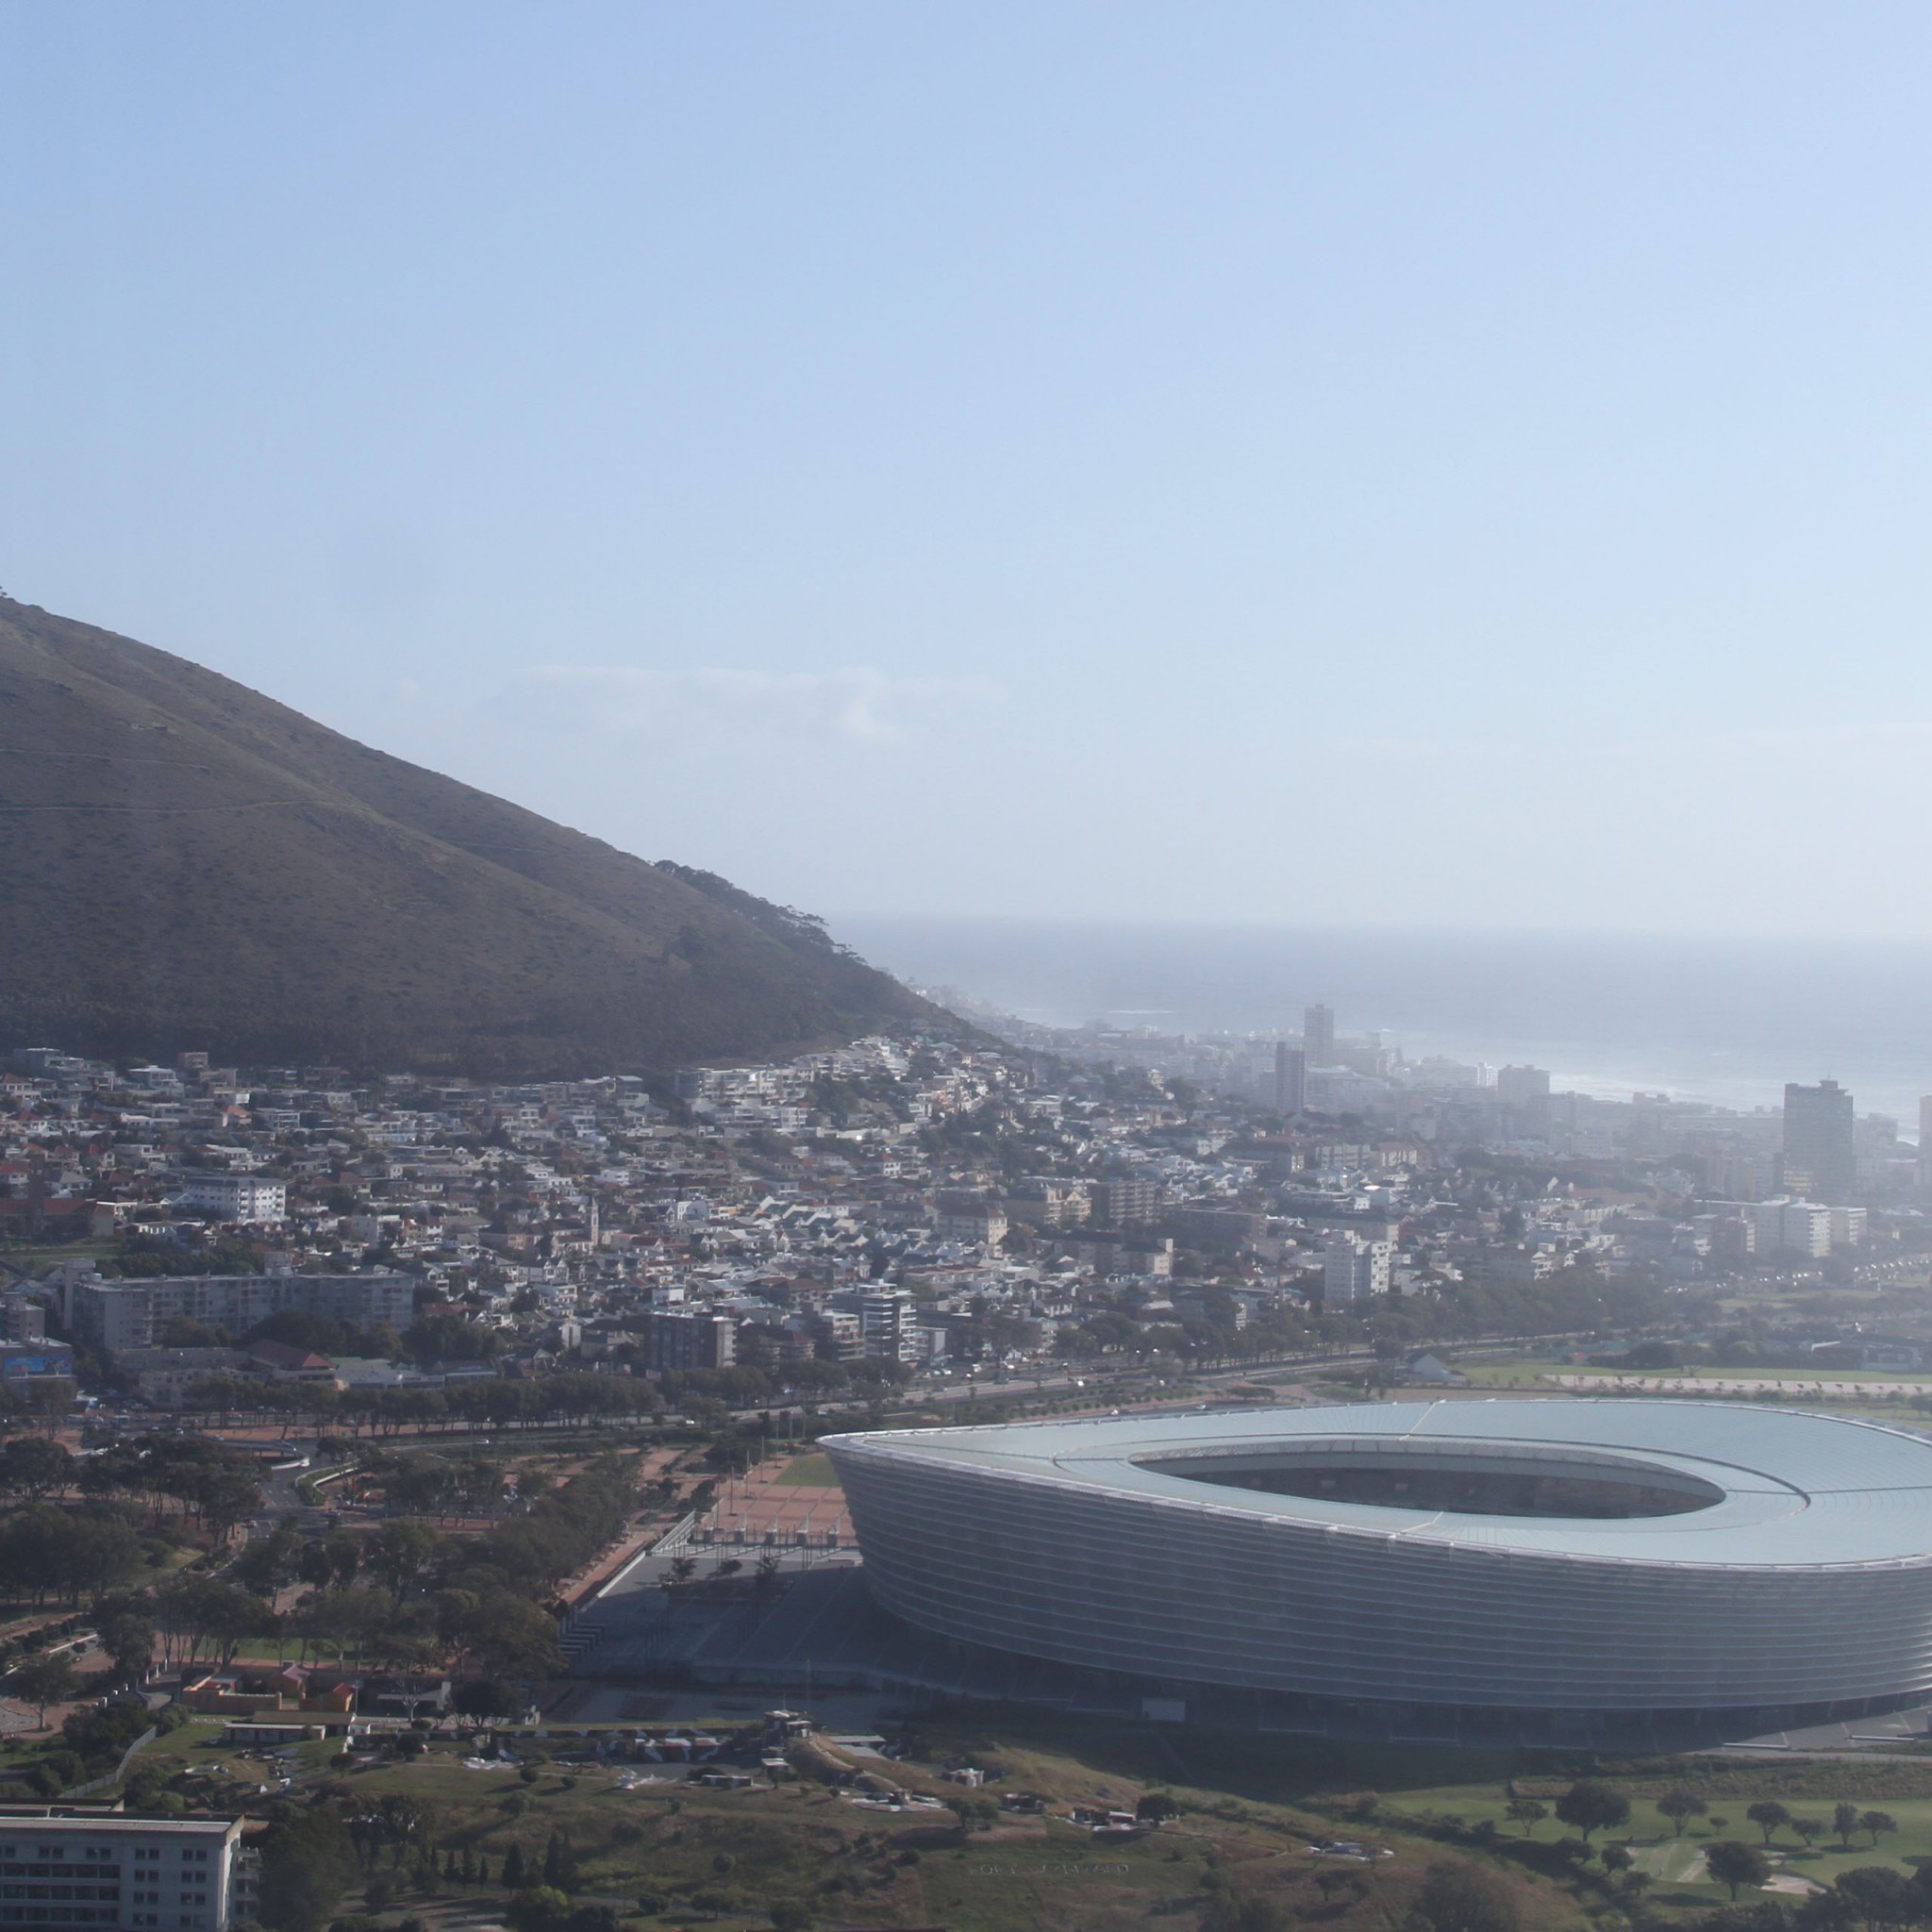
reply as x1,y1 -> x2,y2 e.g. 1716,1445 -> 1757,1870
1274,1043 -> 1307,1115
1496,1065 -> 1551,1107
1303,1003 -> 1336,1069
648,1307 -> 737,1371
1784,1079 -> 1857,1204
1322,1234 -> 1392,1305
859,1288 -> 919,1361
1920,1097 -> 1932,1191
1091,1176 -> 1161,1226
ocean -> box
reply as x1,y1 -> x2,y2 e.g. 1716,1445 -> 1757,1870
835,917 -> 1932,1127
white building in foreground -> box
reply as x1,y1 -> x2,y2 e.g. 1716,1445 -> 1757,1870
0,1811 -> 246,1932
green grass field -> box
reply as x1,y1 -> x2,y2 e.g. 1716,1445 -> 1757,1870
771,1454 -> 840,1487
1394,1766 -> 1932,1907
1454,1356 -> 1932,1425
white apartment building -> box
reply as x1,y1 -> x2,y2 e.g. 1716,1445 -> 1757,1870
69,1274 -> 415,1354
0,1812 -> 245,1932
1322,1236 -> 1392,1305
1751,1200 -> 1833,1259
175,1174 -> 286,1225
858,1289 -> 919,1361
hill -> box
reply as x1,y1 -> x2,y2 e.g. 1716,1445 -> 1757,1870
0,597 -> 946,1076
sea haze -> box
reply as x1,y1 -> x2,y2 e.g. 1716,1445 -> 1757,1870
836,918 -> 1932,1127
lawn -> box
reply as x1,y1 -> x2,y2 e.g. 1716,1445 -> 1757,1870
1395,1765 -> 1932,1908
1455,1356 -> 1932,1425
770,1455 -> 840,1488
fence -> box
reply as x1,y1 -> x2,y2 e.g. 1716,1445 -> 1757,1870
62,1724 -> 158,1801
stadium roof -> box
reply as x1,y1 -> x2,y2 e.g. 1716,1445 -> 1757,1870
846,1399 -> 1932,1570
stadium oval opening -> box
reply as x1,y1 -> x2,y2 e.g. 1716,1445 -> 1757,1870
1132,1444 -> 1725,1519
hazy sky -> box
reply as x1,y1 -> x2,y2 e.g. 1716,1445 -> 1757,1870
7,4 -> 1932,938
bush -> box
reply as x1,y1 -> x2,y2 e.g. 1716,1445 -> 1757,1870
505,1889 -> 570,1932
1412,1865 -> 1520,1932
61,1699 -> 151,1763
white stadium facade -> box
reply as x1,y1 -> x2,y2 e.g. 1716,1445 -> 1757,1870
822,1400 -> 1932,1725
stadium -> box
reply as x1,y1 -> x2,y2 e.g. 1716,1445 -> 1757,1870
822,1400 -> 1932,1724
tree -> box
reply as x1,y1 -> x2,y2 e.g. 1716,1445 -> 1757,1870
259,1812 -> 358,1932
230,1518 -> 303,1598
1859,1813 -> 1897,1848
1137,1790 -> 1179,1823
367,1521 -> 445,1600
1659,1789 -> 1710,1837
97,1607 -> 156,1685
1794,1818 -> 1825,1849
12,1652 -> 76,1725
505,1890 -> 570,1932
168,1578 -> 272,1667
1836,1803 -> 1862,1849
61,1695 -> 153,1764
0,1438 -> 73,1501
1836,1867 -> 1915,1932
449,1591 -> 559,1678
951,1796 -> 997,1836
1412,1863 -> 1521,1932
452,1678 -> 521,1719
1555,1780 -> 1631,1843
541,1832 -> 578,1893
196,1467 -> 266,1545
1601,1846 -> 1633,1874
500,1844 -> 526,1890
1506,1799 -> 1548,1837
1707,1841 -> 1772,1901
1749,1803 -> 1793,1846
63,1517 -> 146,1607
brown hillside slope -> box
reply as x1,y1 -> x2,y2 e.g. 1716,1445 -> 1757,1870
0,597 -> 942,1075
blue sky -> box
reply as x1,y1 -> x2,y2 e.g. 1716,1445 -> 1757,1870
6,3 -> 1932,936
